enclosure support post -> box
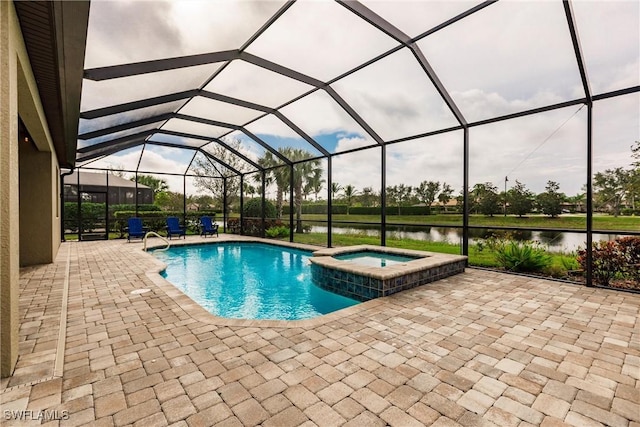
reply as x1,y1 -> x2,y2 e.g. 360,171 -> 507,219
261,171 -> 266,238
223,178 -> 227,234
134,171 -> 138,217
60,168 -> 74,242
77,170 -> 82,241
289,164 -> 294,242
381,145 -> 386,247
462,128 -> 470,258
327,157 -> 332,248
106,173 -> 110,240
183,175 -> 187,231
239,175 -> 244,235
585,103 -> 593,286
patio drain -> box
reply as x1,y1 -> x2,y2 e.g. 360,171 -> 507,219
130,288 -> 151,295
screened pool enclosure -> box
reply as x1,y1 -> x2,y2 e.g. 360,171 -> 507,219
69,0 -> 640,287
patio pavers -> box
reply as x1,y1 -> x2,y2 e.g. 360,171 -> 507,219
1,236 -> 638,426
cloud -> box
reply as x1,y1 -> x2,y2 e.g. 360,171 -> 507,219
84,0 -> 183,68
78,0 -> 638,203
332,48 -> 459,141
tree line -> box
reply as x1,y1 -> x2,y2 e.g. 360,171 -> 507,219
122,140 -> 639,221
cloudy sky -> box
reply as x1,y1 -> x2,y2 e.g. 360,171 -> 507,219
79,0 -> 639,198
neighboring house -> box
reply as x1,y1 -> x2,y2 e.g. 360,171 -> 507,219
63,171 -> 154,205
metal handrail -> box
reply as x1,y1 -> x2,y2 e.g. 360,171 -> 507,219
143,231 -> 170,252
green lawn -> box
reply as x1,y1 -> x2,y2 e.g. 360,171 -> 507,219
296,213 -> 638,231
290,232 -> 581,279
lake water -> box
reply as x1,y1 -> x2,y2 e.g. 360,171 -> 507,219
310,225 -> 626,253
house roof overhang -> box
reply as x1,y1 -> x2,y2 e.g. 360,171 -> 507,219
14,0 -> 90,169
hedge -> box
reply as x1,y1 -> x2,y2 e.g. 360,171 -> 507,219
63,202 -> 106,232
243,198 -> 277,218
109,204 -> 160,213
283,204 -> 348,215
227,218 -> 284,237
112,210 -> 218,235
282,205 -> 435,215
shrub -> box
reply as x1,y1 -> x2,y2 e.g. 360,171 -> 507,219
577,241 -> 624,286
266,225 -> 290,238
491,240 -> 552,273
582,237 -> 640,286
576,237 -> 640,287
64,202 -> 106,232
617,237 -> 640,282
243,198 -> 276,219
228,218 -> 284,236
112,210 -> 217,236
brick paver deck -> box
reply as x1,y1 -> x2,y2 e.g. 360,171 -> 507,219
1,236 -> 638,426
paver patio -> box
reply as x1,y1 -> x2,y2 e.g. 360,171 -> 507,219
1,236 -> 638,426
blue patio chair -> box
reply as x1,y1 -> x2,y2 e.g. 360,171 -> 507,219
166,216 -> 186,239
199,216 -> 219,237
127,217 -> 146,242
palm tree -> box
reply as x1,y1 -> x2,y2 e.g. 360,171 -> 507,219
306,168 -> 324,201
343,184 -> 358,215
257,148 -> 321,232
331,182 -> 342,200
257,152 -> 288,219
287,149 -> 321,233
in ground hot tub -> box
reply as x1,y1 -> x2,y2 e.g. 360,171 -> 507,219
310,245 -> 467,301
334,251 -> 421,267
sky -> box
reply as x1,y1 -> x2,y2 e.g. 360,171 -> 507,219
78,0 -> 639,200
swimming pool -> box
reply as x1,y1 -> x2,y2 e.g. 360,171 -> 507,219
334,251 -> 419,267
154,242 -> 359,320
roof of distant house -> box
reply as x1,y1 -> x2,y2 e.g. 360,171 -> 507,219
63,171 -> 151,189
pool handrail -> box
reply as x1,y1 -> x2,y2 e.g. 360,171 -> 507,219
143,231 -> 170,252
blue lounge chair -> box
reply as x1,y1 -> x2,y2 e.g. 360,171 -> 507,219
199,216 -> 219,237
127,217 -> 146,242
166,216 -> 186,239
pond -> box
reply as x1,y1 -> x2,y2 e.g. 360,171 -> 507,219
310,225 -> 626,253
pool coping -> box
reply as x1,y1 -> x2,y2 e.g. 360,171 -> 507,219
141,236 -> 386,328
309,244 -> 468,280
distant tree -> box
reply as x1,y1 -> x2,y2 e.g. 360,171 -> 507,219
306,168 -> 324,201
438,182 -> 454,211
416,181 -> 440,213
632,140 -> 640,168
191,194 -> 215,211
593,167 -> 631,216
343,185 -> 358,215
386,186 -> 399,213
107,164 -> 127,179
537,180 -> 566,218
360,187 -> 376,207
192,138 -> 244,212
331,182 -> 342,200
396,184 -> 413,215
243,182 -> 257,198
131,174 -> 169,195
154,191 -> 184,211
455,190 -> 465,214
257,151 -> 288,219
288,149 -> 322,233
507,180 -> 534,217
629,140 -> 640,210
473,182 -> 500,217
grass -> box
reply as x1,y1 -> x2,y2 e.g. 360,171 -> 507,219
290,231 -> 581,279
295,213 -> 639,231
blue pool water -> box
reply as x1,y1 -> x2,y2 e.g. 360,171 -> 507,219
154,242 -> 359,320
334,251 -> 420,267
